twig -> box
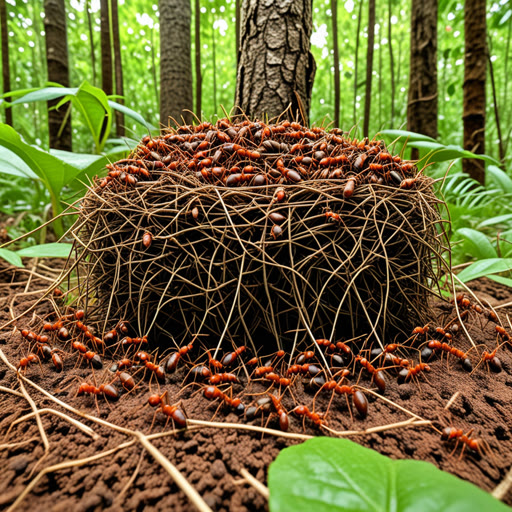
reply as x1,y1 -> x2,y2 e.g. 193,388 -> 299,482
321,418 -> 431,437
239,468 -> 269,499
492,464 -> 512,500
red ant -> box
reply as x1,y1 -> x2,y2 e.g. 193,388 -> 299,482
355,356 -> 386,392
122,335 -> 148,346
265,372 -> 291,387
268,394 -> 289,431
165,340 -> 194,372
147,391 -> 187,428
293,405 -> 326,428
221,345 -> 246,366
398,362 -> 430,383
320,380 -> 368,419
203,385 -> 242,410
17,353 -> 39,372
77,382 -> 119,401
441,427 -> 490,459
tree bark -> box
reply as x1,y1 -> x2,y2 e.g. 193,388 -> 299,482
159,0 -> 193,126
85,0 -> 97,86
44,0 -> 72,151
407,0 -> 438,160
195,0 -> 201,116
100,0 -> 113,96
235,0 -> 316,124
111,0 -> 124,136
387,0 -> 395,125
353,0 -> 363,126
363,0 -> 375,137
463,0 -> 486,184
0,0 -> 12,126
331,0 -> 340,127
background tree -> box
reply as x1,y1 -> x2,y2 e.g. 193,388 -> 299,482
363,0 -> 375,137
463,0 -> 487,184
195,0 -> 201,117
235,0 -> 316,123
100,0 -> 113,96
159,0 -> 193,126
407,0 -> 438,160
44,0 -> 72,150
111,0 -> 124,136
331,0 -> 340,127
1,0 -> 12,126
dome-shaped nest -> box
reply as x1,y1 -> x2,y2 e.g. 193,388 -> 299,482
74,119 -> 448,352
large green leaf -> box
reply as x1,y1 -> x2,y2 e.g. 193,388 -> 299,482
377,130 -> 437,143
108,100 -> 158,132
488,275 -> 512,288
413,142 -> 500,165
487,165 -> 512,194
268,438 -> 510,512
455,228 -> 498,259
456,258 -> 512,283
0,248 -> 23,268
478,214 -> 512,228
0,147 -> 39,180
10,86 -> 76,105
17,243 -> 73,259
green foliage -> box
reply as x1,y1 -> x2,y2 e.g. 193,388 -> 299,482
268,438 -> 510,512
0,243 -> 73,268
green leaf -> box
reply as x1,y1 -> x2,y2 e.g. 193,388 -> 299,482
0,147 -> 39,180
268,438 -> 510,512
488,275 -> 512,288
499,9 -> 512,25
17,243 -> 73,259
456,258 -> 512,283
10,86 -> 76,105
414,143 -> 500,166
455,228 -> 498,259
487,165 -> 512,194
378,129 -> 437,143
478,214 -> 512,228
0,248 -> 23,268
108,100 -> 158,132
447,83 -> 456,96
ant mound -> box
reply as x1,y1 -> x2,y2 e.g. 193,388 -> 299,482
74,119 -> 448,350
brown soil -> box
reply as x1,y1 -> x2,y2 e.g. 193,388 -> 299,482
0,261 -> 511,512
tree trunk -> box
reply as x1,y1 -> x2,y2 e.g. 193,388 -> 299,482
235,0 -> 316,124
331,0 -> 340,127
463,0 -> 486,184
85,1 -> 97,86
0,0 -> 12,126
159,0 -> 193,126
111,0 -> 124,136
195,0 -> 201,116
363,0 -> 375,137
407,0 -> 438,160
353,0 -> 363,126
100,0 -> 113,96
44,0 -> 72,151
387,0 -> 395,126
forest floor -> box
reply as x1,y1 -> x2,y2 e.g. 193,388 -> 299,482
0,259 -> 511,512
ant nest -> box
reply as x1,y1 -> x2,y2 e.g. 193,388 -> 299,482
73,118 -> 449,352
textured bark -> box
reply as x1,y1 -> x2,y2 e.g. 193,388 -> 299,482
195,0 -> 201,116
353,0 -> 363,125
100,0 -> 112,96
85,1 -> 97,86
111,0 -> 124,136
388,0 -> 395,125
407,0 -> 438,160
363,0 -> 375,137
331,0 -> 340,127
463,0 -> 486,184
44,0 -> 72,150
235,0 -> 241,66
235,0 -> 316,124
1,0 -> 12,126
159,0 -> 193,126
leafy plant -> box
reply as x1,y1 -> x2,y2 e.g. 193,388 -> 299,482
0,243 -> 73,268
268,438 -> 510,512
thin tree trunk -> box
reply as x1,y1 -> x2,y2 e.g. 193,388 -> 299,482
235,0 -> 241,67
378,38 -> 382,127
86,1 -> 97,86
100,0 -> 113,96
0,0 -> 12,126
462,0 -> 486,184
195,0 -> 201,116
407,0 -> 438,160
212,16 -> 217,114
387,0 -> 395,125
235,0 -> 316,124
353,0 -> 363,126
44,0 -> 72,150
150,27 -> 159,113
159,0 -> 193,126
331,0 -> 340,127
111,0 -> 124,136
363,0 -> 375,137
488,50 -> 504,165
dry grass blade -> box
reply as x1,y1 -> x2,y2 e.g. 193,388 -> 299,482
239,468 -> 269,499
